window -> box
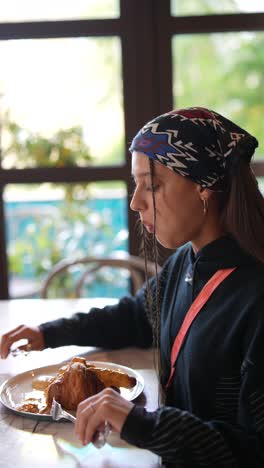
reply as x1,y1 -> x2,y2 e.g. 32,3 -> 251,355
5,181 -> 128,298
0,0 -> 120,22
171,0 -> 264,16
1,37 -> 124,168
172,32 -> 264,160
0,0 -> 264,298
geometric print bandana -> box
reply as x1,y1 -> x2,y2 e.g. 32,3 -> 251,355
129,107 -> 258,191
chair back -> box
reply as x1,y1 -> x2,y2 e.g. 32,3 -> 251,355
41,253 -> 160,298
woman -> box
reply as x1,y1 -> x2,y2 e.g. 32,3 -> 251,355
1,107 -> 264,468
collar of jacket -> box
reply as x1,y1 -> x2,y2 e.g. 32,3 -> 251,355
188,235 -> 256,274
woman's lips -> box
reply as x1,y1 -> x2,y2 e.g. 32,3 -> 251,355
144,224 -> 154,233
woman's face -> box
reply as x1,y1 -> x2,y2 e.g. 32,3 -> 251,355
130,151 -> 218,251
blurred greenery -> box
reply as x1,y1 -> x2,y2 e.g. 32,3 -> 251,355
8,195 -> 128,298
173,31 -> 264,158
2,111 -> 92,169
171,0 -> 258,15
8,198 -> 128,297
3,114 -> 127,297
3,0 -> 264,296
0,0 -> 119,22
0,35 -> 124,169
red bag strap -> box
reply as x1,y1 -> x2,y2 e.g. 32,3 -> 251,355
165,267 -> 237,390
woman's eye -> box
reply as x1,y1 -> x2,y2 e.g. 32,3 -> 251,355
146,185 -> 159,192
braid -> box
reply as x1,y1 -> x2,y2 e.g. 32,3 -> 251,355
141,160 -> 162,402
142,225 -> 152,316
149,159 -> 161,346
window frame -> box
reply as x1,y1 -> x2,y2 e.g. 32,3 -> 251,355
0,0 -> 263,298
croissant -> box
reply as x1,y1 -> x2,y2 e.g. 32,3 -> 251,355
42,357 -> 136,413
71,357 -> 137,389
44,361 -> 105,411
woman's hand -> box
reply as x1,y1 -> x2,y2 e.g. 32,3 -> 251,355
75,387 -> 134,446
0,325 -> 45,358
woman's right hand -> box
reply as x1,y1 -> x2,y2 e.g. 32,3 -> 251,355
0,325 -> 45,359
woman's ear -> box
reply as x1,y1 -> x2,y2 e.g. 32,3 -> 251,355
196,185 -> 213,201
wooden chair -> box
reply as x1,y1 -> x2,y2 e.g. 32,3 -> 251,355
41,253 -> 160,298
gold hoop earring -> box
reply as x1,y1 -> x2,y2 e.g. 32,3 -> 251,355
202,198 -> 208,215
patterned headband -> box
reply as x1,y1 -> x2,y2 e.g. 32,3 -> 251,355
129,107 -> 258,191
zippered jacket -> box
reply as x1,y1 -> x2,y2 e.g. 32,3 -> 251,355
40,236 -> 264,468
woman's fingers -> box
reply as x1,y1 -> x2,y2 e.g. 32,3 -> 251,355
75,388 -> 134,446
0,325 -> 25,358
75,396 -> 99,440
0,325 -> 45,358
78,404 -> 100,445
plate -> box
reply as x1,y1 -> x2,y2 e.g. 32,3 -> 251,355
0,360 -> 144,421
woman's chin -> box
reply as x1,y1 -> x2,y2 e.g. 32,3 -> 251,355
156,236 -> 174,250
156,234 -> 186,250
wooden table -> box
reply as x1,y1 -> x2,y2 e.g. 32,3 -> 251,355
0,299 -> 160,468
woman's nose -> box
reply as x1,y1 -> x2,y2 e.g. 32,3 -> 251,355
130,187 -> 144,212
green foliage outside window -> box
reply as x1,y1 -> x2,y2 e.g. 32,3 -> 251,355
3,114 -> 127,297
173,32 -> 264,158
2,112 -> 92,169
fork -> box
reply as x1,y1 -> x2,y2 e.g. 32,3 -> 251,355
50,398 -> 111,448
50,398 -> 76,423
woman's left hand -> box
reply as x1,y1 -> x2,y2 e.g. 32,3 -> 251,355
75,387 -> 134,446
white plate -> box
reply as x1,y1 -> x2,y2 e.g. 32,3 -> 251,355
0,360 -> 144,421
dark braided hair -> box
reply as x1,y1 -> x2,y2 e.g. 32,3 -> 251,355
142,159 -> 163,400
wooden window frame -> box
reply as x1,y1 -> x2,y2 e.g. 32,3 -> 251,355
0,0 -> 263,298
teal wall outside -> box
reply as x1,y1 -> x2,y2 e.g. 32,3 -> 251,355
6,197 -> 130,298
